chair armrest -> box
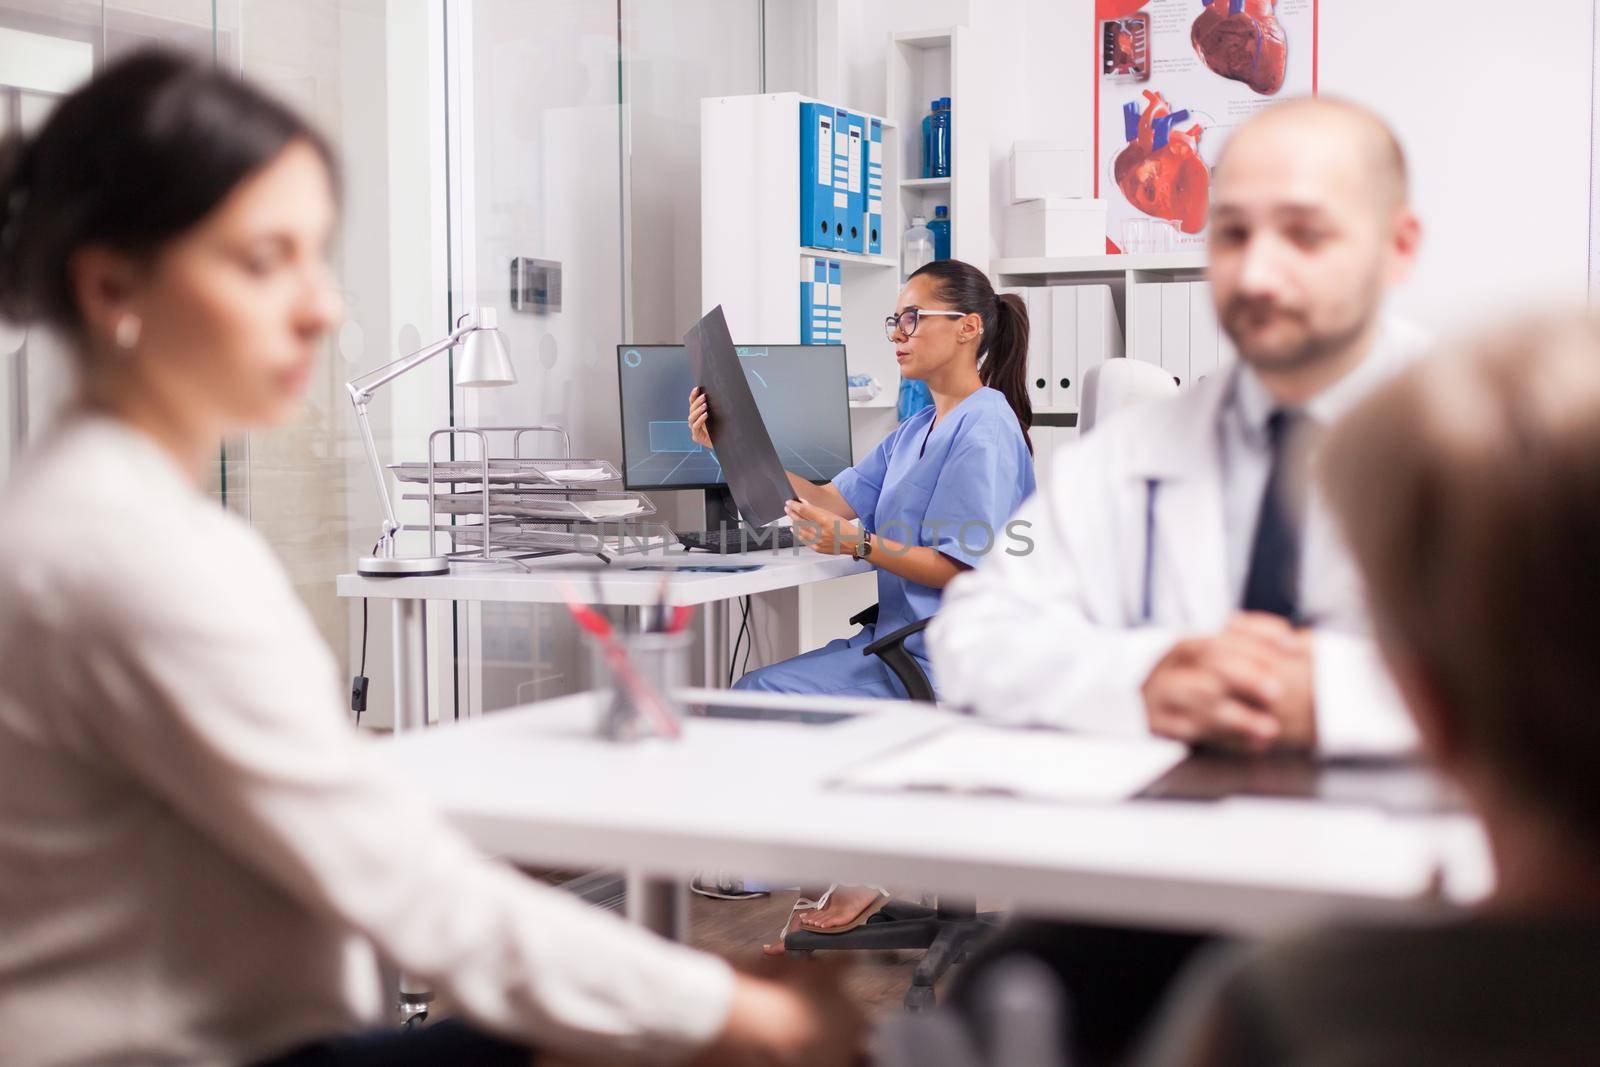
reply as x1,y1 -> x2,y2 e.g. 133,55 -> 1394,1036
849,603 -> 881,629
863,616 -> 932,657
861,616 -> 937,703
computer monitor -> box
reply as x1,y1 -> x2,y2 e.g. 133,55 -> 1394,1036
616,343 -> 853,523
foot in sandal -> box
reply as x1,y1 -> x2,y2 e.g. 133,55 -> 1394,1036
762,885 -> 891,955
798,885 -> 891,932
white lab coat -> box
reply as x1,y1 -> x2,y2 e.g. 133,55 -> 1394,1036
930,333 -> 1421,757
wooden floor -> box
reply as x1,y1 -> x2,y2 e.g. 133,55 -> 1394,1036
687,888 -> 946,1019
515,868 -> 964,1019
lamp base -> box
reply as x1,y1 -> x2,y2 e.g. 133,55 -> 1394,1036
358,554 -> 451,578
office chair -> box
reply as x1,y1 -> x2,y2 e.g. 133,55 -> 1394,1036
782,603 -> 1001,1011
852,603 -> 937,702
1078,356 -> 1179,434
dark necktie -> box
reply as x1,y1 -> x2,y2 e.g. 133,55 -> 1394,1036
1241,409 -> 1311,620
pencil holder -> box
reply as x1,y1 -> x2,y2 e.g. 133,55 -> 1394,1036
588,630 -> 691,742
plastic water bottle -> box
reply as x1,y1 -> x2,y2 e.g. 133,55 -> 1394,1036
902,216 -> 934,281
928,205 -> 951,261
921,99 -> 939,178
929,97 -> 952,178
897,377 -> 933,422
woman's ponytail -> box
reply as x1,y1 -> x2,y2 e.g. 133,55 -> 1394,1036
908,258 -> 1033,451
984,291 -> 1033,449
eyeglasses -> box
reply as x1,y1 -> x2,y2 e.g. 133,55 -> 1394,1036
884,308 -> 969,341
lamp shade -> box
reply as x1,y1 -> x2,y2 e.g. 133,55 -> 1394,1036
457,326 -> 515,387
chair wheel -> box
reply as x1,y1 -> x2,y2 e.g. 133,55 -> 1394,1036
904,985 -> 936,1012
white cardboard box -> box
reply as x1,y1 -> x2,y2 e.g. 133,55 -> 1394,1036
1010,140 -> 1088,202
1003,198 -> 1106,258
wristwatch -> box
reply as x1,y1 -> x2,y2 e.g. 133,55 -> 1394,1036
851,532 -> 874,561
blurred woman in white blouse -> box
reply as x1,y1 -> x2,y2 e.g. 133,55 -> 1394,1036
0,49 -> 857,1067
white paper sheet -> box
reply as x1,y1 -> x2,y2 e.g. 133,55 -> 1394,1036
545,468 -> 612,482
575,499 -> 648,519
835,726 -> 1188,805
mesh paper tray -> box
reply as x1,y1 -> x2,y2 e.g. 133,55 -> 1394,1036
415,490 -> 657,522
461,524 -> 678,555
389,457 -> 621,488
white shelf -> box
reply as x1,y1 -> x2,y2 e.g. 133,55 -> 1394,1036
804,248 -> 897,269
887,25 -> 986,270
894,27 -> 955,49
994,250 -> 1208,277
849,398 -> 897,410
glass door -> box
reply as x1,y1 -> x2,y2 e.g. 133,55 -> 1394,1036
231,0 -> 454,727
0,0 -> 771,723
446,0 -> 764,716
0,3 -> 97,484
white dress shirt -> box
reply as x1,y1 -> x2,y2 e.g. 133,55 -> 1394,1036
930,318 -> 1429,755
0,415 -> 732,1067
1219,332 -> 1410,609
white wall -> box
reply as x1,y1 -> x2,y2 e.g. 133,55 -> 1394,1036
1320,0 -> 1592,328
826,0 -> 1592,332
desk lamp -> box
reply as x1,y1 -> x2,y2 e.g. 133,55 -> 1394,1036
346,308 -> 515,577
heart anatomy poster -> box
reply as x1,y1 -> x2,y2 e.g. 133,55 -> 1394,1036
1095,0 -> 1318,252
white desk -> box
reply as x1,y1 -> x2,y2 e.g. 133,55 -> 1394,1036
379,687 -> 1493,941
337,547 -> 871,730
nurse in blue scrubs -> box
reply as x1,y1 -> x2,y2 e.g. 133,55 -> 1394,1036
691,257 -> 1036,700
688,258 -> 1037,944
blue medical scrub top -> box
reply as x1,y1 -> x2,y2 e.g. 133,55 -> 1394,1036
833,386 -> 1036,671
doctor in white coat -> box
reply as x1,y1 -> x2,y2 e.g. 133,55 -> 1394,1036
931,97 -> 1425,758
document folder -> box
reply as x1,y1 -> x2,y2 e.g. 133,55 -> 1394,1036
800,102 -> 837,251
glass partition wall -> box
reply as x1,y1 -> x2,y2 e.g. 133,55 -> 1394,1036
0,0 -> 772,724
452,0 -> 763,716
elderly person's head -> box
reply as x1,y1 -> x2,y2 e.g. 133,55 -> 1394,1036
1322,312 -> 1600,875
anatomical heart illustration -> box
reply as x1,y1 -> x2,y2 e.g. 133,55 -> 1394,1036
1114,90 -> 1210,234
1191,0 -> 1288,96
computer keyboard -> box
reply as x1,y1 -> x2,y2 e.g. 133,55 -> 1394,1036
677,526 -> 799,553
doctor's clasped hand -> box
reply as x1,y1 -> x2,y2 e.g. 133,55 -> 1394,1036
1141,613 -> 1315,753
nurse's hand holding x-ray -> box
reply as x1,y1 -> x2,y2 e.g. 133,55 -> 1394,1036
783,499 -> 863,555
689,385 -> 967,590
689,386 -> 863,550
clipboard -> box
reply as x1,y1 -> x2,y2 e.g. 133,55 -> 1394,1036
684,306 -> 795,527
